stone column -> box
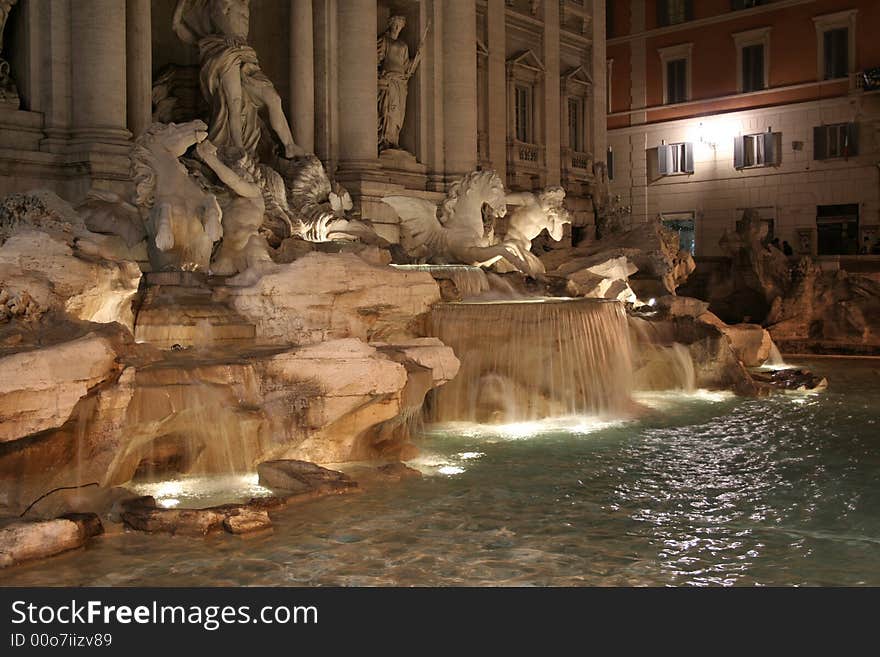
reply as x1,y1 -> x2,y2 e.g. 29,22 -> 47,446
441,0 -> 477,180
486,0 -> 506,182
70,0 -> 130,148
336,0 -> 378,178
543,0 -> 560,186
126,0 -> 152,138
290,0 -> 315,153
591,0 -> 607,158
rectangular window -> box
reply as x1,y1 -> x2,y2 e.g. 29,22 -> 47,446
658,0 -> 693,27
817,203 -> 859,255
742,43 -> 765,92
515,85 -> 532,143
734,132 -> 779,169
567,98 -> 583,151
823,28 -> 848,79
658,142 -> 694,176
606,0 -> 613,38
666,59 -> 687,104
731,0 -> 765,9
813,123 -> 858,160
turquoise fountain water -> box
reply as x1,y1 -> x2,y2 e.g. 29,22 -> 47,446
2,357 -> 878,587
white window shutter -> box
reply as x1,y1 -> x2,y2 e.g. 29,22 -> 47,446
846,122 -> 859,156
658,144 -> 670,175
684,142 -> 694,173
763,132 -> 776,166
734,136 -> 744,169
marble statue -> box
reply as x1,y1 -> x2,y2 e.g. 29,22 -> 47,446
384,170 -> 548,275
500,187 -> 571,275
0,0 -> 19,108
131,120 -> 223,271
173,0 -> 305,159
377,16 -> 429,153
195,142 -> 272,275
276,155 -> 383,244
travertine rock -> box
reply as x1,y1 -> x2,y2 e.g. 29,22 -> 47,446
766,260 -> 880,353
654,295 -> 710,318
0,518 -> 85,568
224,253 -> 441,345
540,218 -> 693,300
0,231 -> 142,330
0,333 -> 121,443
223,509 -> 272,534
257,459 -> 356,494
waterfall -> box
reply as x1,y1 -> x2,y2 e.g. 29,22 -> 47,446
627,316 -> 698,392
391,264 -> 490,298
426,298 -> 634,423
766,341 -> 787,369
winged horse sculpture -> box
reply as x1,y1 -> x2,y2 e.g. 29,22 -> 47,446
383,171 -> 570,276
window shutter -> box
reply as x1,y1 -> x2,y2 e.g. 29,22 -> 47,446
684,0 -> 694,21
813,126 -> 826,160
658,145 -> 670,176
846,122 -> 859,156
657,1 -> 668,27
734,135 -> 745,169
763,131 -> 776,165
684,142 -> 694,173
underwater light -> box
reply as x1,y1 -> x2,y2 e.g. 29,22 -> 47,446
159,498 -> 180,508
437,465 -> 466,475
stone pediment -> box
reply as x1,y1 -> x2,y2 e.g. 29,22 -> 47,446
506,49 -> 545,74
561,65 -> 592,88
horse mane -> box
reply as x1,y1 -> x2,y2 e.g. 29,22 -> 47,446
440,170 -> 503,225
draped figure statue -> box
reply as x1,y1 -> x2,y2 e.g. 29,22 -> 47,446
377,16 -> 429,153
172,0 -> 305,159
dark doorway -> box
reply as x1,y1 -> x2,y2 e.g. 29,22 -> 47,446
816,204 -> 859,255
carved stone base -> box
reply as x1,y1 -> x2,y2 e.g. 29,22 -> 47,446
134,282 -> 257,349
379,148 -> 428,188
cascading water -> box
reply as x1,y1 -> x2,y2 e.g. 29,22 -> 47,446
391,264 -> 490,298
627,315 -> 698,392
765,341 -> 787,369
426,298 -> 634,423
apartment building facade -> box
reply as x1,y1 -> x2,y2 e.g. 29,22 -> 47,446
606,0 -> 880,257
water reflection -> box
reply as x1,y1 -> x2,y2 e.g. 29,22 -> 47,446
2,358 -> 879,587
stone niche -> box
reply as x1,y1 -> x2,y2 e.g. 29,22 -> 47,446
150,0 -> 292,125
376,0 -> 429,188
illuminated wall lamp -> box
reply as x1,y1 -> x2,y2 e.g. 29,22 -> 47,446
698,121 -> 717,149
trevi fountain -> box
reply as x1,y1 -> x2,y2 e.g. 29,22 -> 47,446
0,0 -> 878,588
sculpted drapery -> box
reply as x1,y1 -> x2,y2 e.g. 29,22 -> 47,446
377,16 -> 428,153
173,0 -> 302,159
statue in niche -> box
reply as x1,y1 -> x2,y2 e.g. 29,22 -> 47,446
0,0 -> 19,109
497,187 -> 572,275
384,170 -> 551,276
377,16 -> 429,153
133,121 -> 223,271
173,0 -> 306,159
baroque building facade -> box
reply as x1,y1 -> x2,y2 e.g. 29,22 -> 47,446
606,0 -> 880,258
0,0 -> 607,245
